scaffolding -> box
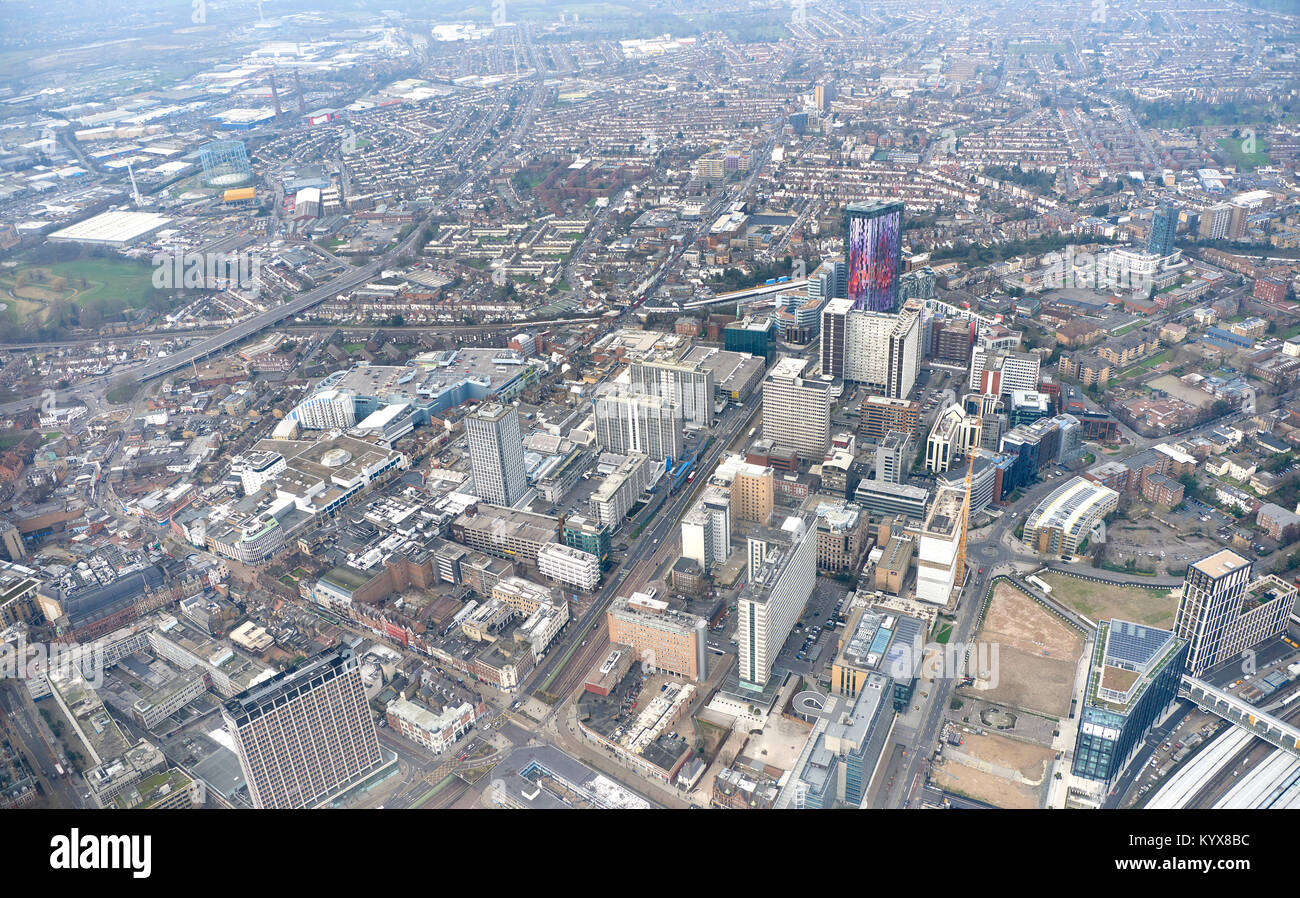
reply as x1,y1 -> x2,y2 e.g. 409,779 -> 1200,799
199,139 -> 252,188
954,450 -> 975,583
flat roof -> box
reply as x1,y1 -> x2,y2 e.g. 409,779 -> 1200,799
48,210 -> 172,245
1192,548 -> 1251,579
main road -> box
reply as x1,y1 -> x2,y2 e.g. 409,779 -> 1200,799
525,398 -> 763,724
882,472 -> 1072,808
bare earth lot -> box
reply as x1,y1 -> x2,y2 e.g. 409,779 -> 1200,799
1148,374 -> 1216,409
963,581 -> 1084,718
933,732 -> 1054,809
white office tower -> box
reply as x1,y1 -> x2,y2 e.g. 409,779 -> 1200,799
681,486 -> 732,571
737,514 -> 817,688
239,449 -> 286,496
467,403 -> 529,506
820,298 -> 920,399
886,300 -> 922,400
628,358 -> 714,428
291,388 -> 357,430
916,487 -> 965,606
762,357 -> 831,458
537,541 -> 601,591
221,648 -> 384,809
1174,550 -> 1296,677
970,347 -> 1040,397
875,431 -> 912,485
593,385 -> 684,462
925,404 -> 982,473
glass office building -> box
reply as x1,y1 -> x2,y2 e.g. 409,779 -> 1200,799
724,317 -> 777,363
1071,619 -> 1188,787
562,513 -> 610,566
1147,202 -> 1178,257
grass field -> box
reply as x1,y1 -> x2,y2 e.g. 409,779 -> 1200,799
1216,135 -> 1271,171
106,381 -> 139,406
1037,572 -> 1179,628
0,258 -> 160,324
1118,349 -> 1173,380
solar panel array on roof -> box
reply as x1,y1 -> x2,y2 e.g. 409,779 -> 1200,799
1105,619 -> 1173,668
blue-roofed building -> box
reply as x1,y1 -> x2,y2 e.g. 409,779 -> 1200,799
1202,327 -> 1254,351
1071,619 -> 1188,788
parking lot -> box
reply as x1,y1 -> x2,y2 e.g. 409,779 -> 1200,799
1103,502 -> 1239,574
776,578 -> 853,679
1168,496 -> 1236,532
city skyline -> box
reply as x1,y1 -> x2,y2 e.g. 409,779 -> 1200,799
0,1 -> 1297,859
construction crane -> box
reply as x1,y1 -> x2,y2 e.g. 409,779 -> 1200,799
126,160 -> 144,208
953,448 -> 976,587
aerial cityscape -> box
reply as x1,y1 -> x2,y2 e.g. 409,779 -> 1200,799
0,0 -> 1299,832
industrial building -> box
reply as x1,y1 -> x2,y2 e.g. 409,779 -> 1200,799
47,210 -> 172,248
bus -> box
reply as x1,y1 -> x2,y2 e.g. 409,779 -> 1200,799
686,470 -> 697,484
54,763 -> 64,777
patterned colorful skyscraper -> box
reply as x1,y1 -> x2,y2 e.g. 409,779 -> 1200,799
845,201 -> 904,313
